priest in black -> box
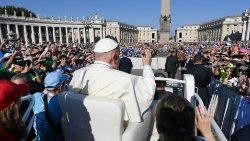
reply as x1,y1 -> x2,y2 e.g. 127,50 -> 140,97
185,54 -> 211,107
165,51 -> 178,78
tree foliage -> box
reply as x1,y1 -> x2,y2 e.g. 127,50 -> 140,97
0,5 -> 36,18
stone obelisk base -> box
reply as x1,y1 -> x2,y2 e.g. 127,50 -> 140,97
159,32 -> 170,44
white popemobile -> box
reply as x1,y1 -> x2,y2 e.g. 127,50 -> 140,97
21,73 -> 229,141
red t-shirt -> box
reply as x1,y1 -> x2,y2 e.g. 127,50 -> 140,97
0,128 -> 20,141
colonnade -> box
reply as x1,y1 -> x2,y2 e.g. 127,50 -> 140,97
0,23 -> 105,44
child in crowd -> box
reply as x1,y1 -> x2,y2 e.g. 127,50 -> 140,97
33,71 -> 69,141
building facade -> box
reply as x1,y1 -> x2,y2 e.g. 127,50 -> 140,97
137,26 -> 158,43
175,24 -> 199,42
106,21 -> 138,44
198,16 -> 243,42
242,9 -> 250,41
0,13 -> 140,44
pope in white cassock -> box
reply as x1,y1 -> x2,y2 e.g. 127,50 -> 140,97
68,38 -> 156,122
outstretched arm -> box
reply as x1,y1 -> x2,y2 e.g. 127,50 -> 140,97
141,49 -> 154,79
0,40 -> 6,50
38,44 -> 50,61
5,50 -> 18,69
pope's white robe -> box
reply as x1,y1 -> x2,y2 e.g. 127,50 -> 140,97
69,61 -> 156,122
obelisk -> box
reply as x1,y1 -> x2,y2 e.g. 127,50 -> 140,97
159,0 -> 171,44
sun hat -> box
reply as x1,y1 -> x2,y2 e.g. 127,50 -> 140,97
94,38 -> 119,53
44,71 -> 69,91
0,80 -> 30,110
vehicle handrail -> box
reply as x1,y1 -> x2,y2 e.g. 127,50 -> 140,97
192,93 -> 228,141
21,95 -> 34,122
155,77 -> 186,84
21,95 -> 35,135
211,119 -> 228,141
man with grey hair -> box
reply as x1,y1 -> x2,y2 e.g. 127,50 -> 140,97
69,38 -> 156,122
11,73 -> 32,86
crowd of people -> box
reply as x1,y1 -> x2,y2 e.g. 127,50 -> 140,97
0,37 -> 249,141
165,41 -> 250,96
163,41 -> 250,141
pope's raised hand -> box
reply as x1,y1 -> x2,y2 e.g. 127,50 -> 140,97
141,49 -> 152,66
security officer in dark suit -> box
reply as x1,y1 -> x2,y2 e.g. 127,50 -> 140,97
185,54 -> 211,107
119,52 -> 133,74
165,51 -> 178,78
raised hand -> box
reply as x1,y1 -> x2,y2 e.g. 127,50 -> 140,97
141,49 -> 152,66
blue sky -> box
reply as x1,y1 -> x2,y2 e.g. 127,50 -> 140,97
0,0 -> 249,36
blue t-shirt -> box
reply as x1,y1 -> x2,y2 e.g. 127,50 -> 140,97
33,92 -> 63,141
0,50 -> 6,58
0,50 -> 6,68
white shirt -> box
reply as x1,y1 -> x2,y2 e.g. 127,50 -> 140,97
228,77 -> 239,87
69,61 -> 156,122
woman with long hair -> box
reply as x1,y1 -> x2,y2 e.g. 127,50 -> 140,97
0,80 -> 30,141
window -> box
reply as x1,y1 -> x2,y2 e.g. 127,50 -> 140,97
179,33 -> 182,38
152,33 -> 155,38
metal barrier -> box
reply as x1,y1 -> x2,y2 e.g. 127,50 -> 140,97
208,78 -> 242,138
156,74 -> 228,141
21,95 -> 35,135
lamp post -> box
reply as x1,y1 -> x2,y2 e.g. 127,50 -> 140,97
83,14 -> 106,43
242,10 -> 250,41
84,17 -> 94,44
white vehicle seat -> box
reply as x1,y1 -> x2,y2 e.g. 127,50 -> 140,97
58,91 -> 152,141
